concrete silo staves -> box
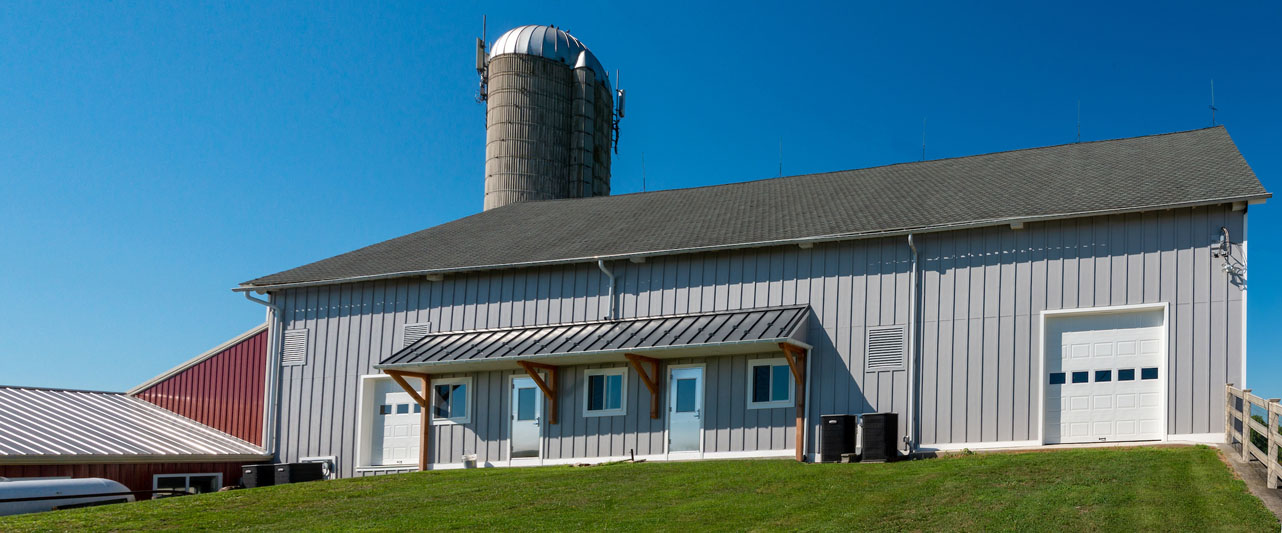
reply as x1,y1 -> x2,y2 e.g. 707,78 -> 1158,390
477,24 -> 623,211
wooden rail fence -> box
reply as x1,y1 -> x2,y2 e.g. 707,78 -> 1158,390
1226,384 -> 1281,489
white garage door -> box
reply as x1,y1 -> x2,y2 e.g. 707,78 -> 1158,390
1045,309 -> 1164,444
370,378 -> 421,466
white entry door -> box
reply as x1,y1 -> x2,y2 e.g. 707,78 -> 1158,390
1045,309 -> 1164,444
510,376 -> 542,463
371,378 -> 421,466
667,366 -> 704,458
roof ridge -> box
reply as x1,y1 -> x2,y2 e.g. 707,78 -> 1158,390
0,385 -> 122,395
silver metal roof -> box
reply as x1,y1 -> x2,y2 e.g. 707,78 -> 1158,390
0,386 -> 270,464
490,25 -> 608,81
378,305 -> 810,372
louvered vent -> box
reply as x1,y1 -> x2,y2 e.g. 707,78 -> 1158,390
281,329 -> 309,366
402,323 -> 431,349
866,326 -> 906,371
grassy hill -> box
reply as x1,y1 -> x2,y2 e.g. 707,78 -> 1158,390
1,445 -> 1275,532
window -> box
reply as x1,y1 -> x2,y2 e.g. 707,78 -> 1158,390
1049,372 -> 1066,385
431,377 -> 471,424
1095,370 -> 1112,382
153,473 -> 222,499
1118,369 -> 1136,381
748,358 -> 794,409
1141,367 -> 1159,380
1071,371 -> 1089,384
583,368 -> 627,417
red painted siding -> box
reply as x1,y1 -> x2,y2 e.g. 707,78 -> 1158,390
0,462 -> 248,493
134,329 -> 268,445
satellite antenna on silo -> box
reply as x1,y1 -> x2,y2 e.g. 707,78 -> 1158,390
613,70 -> 626,153
475,16 -> 488,102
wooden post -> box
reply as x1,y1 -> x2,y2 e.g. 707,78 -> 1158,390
780,343 -> 807,462
625,354 -> 661,419
1269,398 -> 1279,489
1241,389 -> 1253,462
1225,384 -> 1235,448
385,369 -> 432,471
516,361 -> 559,424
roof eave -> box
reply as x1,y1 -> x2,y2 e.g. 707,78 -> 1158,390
235,192 -> 1271,293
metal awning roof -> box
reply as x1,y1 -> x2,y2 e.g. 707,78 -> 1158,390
0,386 -> 271,465
377,305 -> 811,373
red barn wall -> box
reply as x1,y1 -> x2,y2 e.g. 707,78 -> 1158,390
0,462 -> 247,494
134,328 -> 268,445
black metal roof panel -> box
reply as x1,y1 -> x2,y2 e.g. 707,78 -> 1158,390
379,305 -> 810,367
244,127 -> 1268,289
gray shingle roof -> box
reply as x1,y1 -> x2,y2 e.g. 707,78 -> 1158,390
243,127 -> 1267,290
0,386 -> 270,464
379,305 -> 810,369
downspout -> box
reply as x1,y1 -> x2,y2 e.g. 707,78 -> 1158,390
597,259 -> 616,320
803,346 -> 813,461
905,234 -> 920,455
244,291 -> 281,456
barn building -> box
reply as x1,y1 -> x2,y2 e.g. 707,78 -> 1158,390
0,325 -> 272,493
226,25 -> 1271,478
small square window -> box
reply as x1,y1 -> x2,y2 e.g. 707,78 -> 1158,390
431,378 -> 471,424
584,368 -> 627,417
1118,369 -> 1135,381
379,405 -> 392,415
396,403 -> 409,414
1049,372 -> 1066,385
1071,371 -> 1089,384
1141,367 -> 1158,380
413,403 -> 421,414
748,359 -> 794,409
1095,370 -> 1112,382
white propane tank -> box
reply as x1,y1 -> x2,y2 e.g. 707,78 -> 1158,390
0,477 -> 134,516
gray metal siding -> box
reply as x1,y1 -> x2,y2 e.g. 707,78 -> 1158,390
267,205 -> 1244,476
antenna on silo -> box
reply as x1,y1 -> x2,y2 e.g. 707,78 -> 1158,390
475,15 -> 488,102
613,69 -> 625,154
1210,79 -> 1217,126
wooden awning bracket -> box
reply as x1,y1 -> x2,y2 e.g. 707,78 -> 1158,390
384,369 -> 432,471
625,353 -> 661,419
517,361 -> 560,424
779,343 -> 808,462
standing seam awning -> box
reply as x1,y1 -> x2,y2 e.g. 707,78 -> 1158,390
376,305 -> 811,373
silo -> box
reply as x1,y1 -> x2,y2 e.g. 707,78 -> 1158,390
480,25 -> 616,211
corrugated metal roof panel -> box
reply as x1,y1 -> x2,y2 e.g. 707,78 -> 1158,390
0,386 -> 270,464
379,305 -> 810,369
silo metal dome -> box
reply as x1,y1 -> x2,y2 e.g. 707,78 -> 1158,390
489,25 -> 608,82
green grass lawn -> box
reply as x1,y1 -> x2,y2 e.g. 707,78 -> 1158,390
2,445 -> 1276,532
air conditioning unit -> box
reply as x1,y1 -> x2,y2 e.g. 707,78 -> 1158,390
274,462 -> 326,485
859,413 -> 899,463
820,415 -> 857,462
240,464 -> 276,488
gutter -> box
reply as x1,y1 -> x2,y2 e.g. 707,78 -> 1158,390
597,259 -> 616,320
905,234 -> 920,455
233,194 -> 1271,293
242,292 -> 282,455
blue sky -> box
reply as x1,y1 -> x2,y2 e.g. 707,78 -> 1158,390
1,2 -> 1279,398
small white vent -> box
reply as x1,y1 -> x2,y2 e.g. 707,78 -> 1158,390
401,323 -> 431,349
866,326 -> 906,372
281,329 -> 309,366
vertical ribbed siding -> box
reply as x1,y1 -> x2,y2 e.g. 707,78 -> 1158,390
133,330 -> 267,445
269,206 -> 1245,475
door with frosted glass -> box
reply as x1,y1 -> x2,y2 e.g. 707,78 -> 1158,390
667,367 -> 704,456
510,376 -> 542,460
